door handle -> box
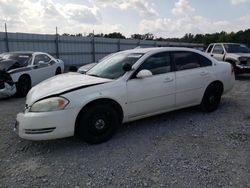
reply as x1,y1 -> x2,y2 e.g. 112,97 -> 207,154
163,77 -> 174,83
200,71 -> 209,76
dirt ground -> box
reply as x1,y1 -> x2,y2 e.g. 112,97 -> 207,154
0,76 -> 250,188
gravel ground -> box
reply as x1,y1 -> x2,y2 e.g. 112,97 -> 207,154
0,76 -> 250,188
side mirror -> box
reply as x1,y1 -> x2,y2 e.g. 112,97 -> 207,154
136,69 -> 153,79
123,63 -> 132,72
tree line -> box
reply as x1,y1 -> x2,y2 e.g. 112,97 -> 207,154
63,29 -> 250,47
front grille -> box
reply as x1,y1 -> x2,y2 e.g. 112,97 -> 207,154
240,60 -> 247,65
240,57 -> 250,65
25,127 -> 56,134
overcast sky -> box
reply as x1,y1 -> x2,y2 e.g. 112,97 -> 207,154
0,0 -> 250,38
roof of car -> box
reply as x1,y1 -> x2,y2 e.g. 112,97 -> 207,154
1,51 -> 52,56
122,47 -> 198,54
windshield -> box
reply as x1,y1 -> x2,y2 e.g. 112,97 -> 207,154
224,44 -> 250,53
0,53 -> 31,65
86,53 -> 144,79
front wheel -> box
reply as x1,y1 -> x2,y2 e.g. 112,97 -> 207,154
200,84 -> 222,112
75,104 -> 119,144
16,76 -> 31,97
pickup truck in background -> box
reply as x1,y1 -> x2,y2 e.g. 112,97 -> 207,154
205,43 -> 250,75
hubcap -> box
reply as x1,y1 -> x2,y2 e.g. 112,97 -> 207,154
209,95 -> 215,104
95,119 -> 106,130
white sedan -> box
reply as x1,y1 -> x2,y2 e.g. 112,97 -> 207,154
0,51 -> 64,98
16,47 -> 234,144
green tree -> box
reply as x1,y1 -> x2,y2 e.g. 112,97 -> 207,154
104,32 -> 126,39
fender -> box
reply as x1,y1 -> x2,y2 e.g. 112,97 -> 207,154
224,58 -> 236,64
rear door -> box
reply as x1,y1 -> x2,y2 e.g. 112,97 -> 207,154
126,52 -> 176,118
172,51 -> 214,108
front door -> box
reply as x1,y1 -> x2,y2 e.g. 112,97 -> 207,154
211,44 -> 225,61
126,52 -> 176,119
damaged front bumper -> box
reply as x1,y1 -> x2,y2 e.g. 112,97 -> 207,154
0,71 -> 16,99
236,64 -> 250,73
0,82 -> 16,99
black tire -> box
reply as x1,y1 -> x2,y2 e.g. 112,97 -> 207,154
16,76 -> 31,97
200,84 -> 222,112
76,104 -> 119,144
55,67 -> 62,75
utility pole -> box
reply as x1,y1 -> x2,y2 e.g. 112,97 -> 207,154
92,30 -> 96,62
4,23 -> 9,52
55,27 -> 59,58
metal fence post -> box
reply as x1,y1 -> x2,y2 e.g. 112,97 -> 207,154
4,23 -> 9,52
92,35 -> 96,62
55,27 -> 59,58
117,39 -> 121,52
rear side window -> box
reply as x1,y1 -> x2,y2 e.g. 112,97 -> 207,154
173,51 -> 212,71
196,53 -> 212,67
206,45 -> 213,53
137,52 -> 171,75
173,51 -> 200,71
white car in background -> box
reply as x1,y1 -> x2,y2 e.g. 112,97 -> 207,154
16,47 -> 234,144
77,63 -> 97,74
206,43 -> 250,74
0,52 -> 64,98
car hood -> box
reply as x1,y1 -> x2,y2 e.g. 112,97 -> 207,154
27,73 -> 112,104
0,59 -> 21,72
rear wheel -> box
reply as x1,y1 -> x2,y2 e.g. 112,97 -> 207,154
16,76 -> 31,97
75,104 -> 119,144
200,83 -> 222,112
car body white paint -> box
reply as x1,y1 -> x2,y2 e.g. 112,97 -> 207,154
16,47 -> 235,140
10,52 -> 64,85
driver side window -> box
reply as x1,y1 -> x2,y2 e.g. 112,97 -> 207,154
136,52 -> 171,76
34,54 -> 51,65
212,44 -> 224,54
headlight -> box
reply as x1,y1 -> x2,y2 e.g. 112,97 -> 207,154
30,97 -> 69,112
